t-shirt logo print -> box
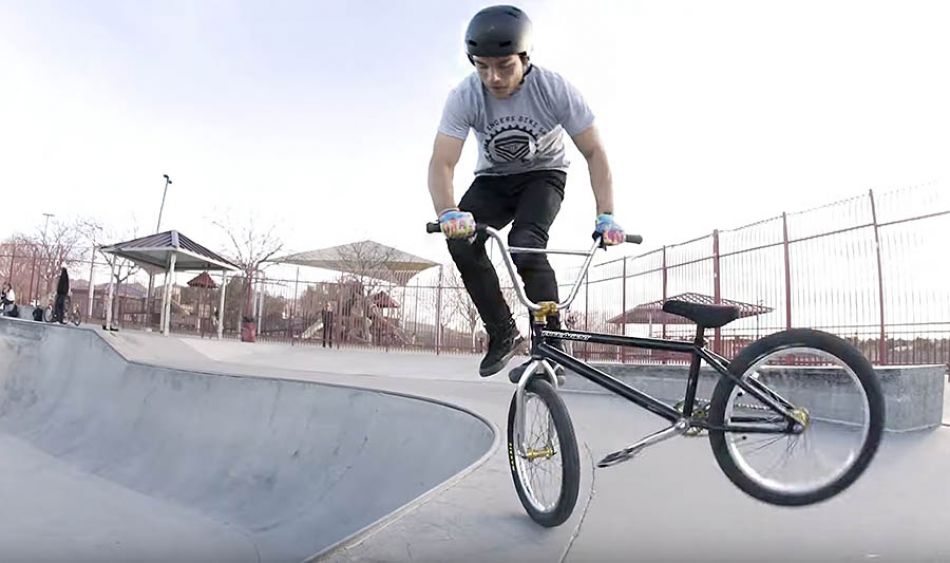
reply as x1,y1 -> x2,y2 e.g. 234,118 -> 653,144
485,124 -> 538,163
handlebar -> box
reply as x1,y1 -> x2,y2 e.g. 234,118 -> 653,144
425,221 -> 642,312
426,222 -> 642,245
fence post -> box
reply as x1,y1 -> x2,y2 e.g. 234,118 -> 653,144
290,267 -> 300,341
28,248 -> 38,305
218,272 -> 227,340
621,258 -> 627,363
87,250 -> 96,318
8,243 -> 16,283
782,212 -> 792,331
868,190 -> 887,365
584,268 -> 590,360
661,245 -> 668,340
712,230 -> 722,355
257,273 -> 265,334
435,265 -> 443,355
413,277 -> 420,339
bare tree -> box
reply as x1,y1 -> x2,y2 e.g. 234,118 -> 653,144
0,217 -> 92,306
82,220 -> 143,328
31,218 -> 85,299
213,216 -> 284,331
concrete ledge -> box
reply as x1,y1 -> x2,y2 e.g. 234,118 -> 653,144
560,363 -> 947,432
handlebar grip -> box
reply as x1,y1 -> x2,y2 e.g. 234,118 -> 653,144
625,234 -> 643,244
426,222 -> 488,234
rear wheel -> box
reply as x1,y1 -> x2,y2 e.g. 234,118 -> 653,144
507,378 -> 580,527
708,328 -> 884,506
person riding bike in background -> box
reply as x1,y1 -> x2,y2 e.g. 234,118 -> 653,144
427,5 -> 627,377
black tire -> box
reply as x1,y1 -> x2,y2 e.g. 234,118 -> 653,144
506,378 -> 580,527
708,328 -> 885,506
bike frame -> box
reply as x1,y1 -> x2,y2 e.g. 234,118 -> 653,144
464,225 -> 805,456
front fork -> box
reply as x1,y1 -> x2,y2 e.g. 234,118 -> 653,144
513,303 -> 561,458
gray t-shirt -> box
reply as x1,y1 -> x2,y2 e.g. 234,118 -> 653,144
438,65 -> 595,177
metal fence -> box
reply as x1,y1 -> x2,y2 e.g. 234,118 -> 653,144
3,184 -> 948,366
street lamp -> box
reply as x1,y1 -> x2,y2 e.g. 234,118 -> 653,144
156,174 -> 172,232
148,174 -> 172,330
42,212 -> 55,241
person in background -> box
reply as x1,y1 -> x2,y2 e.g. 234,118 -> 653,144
53,268 -> 70,323
1,282 -> 16,316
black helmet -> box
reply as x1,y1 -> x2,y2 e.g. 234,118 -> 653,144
465,5 -> 533,58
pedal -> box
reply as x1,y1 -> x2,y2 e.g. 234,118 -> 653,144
596,420 -> 690,469
597,447 -> 639,468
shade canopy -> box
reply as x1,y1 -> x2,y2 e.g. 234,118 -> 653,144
99,230 -> 240,273
278,240 -> 437,285
607,292 -> 774,325
98,230 -> 239,335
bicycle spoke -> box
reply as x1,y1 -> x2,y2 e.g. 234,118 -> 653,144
722,344 -> 873,497
516,389 -> 564,513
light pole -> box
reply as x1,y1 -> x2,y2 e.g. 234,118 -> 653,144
42,212 -> 54,241
147,174 -> 172,330
156,174 -> 172,232
40,212 -> 55,301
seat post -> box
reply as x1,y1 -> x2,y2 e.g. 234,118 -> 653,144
681,325 -> 706,417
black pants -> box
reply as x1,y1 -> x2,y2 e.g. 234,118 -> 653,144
54,294 -> 67,323
447,170 -> 565,329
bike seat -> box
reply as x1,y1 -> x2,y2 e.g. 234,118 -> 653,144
662,300 -> 739,329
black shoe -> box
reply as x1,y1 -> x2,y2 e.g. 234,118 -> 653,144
479,320 -> 524,377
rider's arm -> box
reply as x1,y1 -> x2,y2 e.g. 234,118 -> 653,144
427,132 -> 465,215
571,125 -> 615,216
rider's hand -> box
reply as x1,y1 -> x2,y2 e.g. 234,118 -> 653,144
594,213 -> 625,246
439,208 -> 476,240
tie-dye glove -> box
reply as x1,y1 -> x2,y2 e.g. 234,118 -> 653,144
595,213 -> 625,246
439,208 -> 476,240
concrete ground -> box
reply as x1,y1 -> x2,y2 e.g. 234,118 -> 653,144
1,321 -> 948,562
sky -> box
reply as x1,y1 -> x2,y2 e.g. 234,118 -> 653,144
1,0 -> 948,273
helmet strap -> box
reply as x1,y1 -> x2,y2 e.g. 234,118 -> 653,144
519,54 -> 532,85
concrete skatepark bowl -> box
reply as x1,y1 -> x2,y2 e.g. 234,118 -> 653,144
0,320 -> 493,562
1,317 -> 948,562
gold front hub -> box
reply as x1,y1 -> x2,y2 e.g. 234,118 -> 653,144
524,447 -> 555,461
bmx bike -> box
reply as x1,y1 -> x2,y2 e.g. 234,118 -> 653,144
427,221 -> 885,527
43,296 -> 82,326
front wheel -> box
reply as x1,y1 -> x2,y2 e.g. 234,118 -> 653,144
507,378 -> 580,527
708,328 -> 885,506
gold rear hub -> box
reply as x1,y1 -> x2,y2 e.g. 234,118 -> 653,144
791,407 -> 810,427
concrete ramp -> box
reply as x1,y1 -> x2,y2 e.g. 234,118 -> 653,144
0,320 -> 494,562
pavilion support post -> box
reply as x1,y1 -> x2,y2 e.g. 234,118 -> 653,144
104,256 -> 116,331
162,253 -> 177,336
218,271 -> 227,339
